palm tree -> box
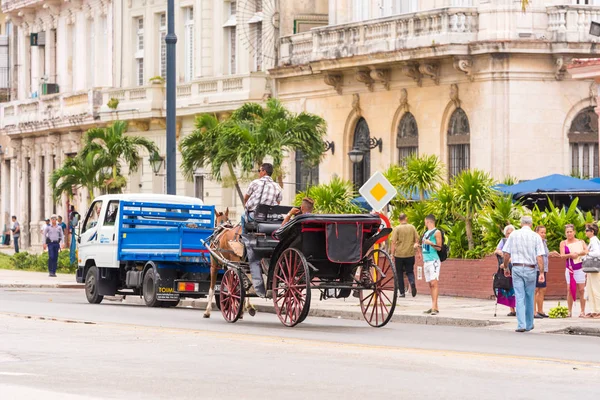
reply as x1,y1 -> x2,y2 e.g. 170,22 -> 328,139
450,169 -> 495,250
50,152 -> 109,202
231,98 -> 327,185
295,176 -> 363,214
400,154 -> 444,201
180,113 -> 246,203
81,120 -> 159,183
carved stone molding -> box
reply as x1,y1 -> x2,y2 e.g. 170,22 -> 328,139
352,93 -> 362,117
401,64 -> 422,87
419,63 -> 440,85
324,72 -> 343,95
355,70 -> 374,91
130,120 -> 150,132
590,82 -> 598,107
450,84 -> 461,108
399,89 -> 409,112
151,118 -> 167,128
370,69 -> 390,90
453,57 -> 473,81
555,56 -> 572,81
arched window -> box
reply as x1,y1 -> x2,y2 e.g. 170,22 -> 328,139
397,112 -> 418,166
295,150 -> 319,193
447,108 -> 470,178
569,107 -> 599,178
352,117 -> 371,188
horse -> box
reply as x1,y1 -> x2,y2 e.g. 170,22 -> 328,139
203,208 -> 256,318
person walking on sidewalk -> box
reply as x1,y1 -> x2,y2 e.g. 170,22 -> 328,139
43,215 -> 64,277
583,223 -> 600,318
10,216 -> 20,254
534,225 -> 559,319
559,224 -> 588,318
390,213 -> 419,298
494,225 -> 516,316
422,214 -> 442,315
501,216 -> 545,332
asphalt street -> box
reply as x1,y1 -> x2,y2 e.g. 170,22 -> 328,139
0,288 -> 598,400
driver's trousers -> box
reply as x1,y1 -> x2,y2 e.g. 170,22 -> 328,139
245,243 -> 266,297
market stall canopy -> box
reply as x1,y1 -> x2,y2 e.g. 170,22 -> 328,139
497,174 -> 600,198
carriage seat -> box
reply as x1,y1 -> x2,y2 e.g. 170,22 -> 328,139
246,204 -> 293,235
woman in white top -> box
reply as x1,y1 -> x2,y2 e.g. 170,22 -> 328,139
584,223 -> 600,318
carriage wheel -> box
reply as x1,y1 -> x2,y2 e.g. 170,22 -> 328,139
219,268 -> 245,323
359,249 -> 398,328
272,248 -> 311,327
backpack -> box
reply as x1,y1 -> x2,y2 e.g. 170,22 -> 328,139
425,229 -> 448,262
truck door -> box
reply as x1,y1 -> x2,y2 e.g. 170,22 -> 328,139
79,200 -> 104,266
95,200 -> 120,268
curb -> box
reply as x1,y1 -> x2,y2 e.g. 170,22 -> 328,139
0,283 -> 83,289
551,326 -> 600,337
120,297 -> 502,328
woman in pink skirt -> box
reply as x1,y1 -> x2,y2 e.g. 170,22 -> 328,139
559,224 -> 588,318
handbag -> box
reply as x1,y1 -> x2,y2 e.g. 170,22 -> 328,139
582,256 -> 600,273
493,254 -> 513,290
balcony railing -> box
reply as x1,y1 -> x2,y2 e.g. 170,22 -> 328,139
0,89 -> 102,134
1,0 -> 43,13
547,5 -> 600,42
279,7 -> 479,66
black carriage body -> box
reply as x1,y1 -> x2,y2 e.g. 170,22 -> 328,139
267,214 -> 387,288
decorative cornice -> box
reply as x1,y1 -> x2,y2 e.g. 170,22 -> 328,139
354,69 -> 374,91
401,64 -> 422,87
555,55 -> 572,81
453,57 -> 474,81
370,68 -> 390,90
419,63 -> 440,85
323,72 -> 343,95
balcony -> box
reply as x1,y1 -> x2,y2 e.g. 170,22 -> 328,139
0,90 -> 103,135
279,7 -> 479,67
278,5 -> 600,70
99,73 -> 269,122
1,0 -> 43,13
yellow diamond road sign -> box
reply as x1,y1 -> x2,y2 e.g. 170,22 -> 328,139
359,171 -> 398,212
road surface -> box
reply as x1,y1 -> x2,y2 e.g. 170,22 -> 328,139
0,288 -> 598,399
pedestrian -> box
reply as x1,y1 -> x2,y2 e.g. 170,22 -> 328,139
390,213 -> 419,297
534,225 -> 559,319
583,223 -> 600,318
494,225 -> 516,316
421,214 -> 442,315
10,215 -> 20,253
559,224 -> 588,318
501,216 -> 545,332
57,216 -> 67,235
43,215 -> 64,277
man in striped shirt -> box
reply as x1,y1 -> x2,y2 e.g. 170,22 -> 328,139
502,216 -> 545,332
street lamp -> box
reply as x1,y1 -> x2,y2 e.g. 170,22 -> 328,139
347,137 -> 383,164
149,153 -> 164,175
590,21 -> 600,37
165,0 -> 177,194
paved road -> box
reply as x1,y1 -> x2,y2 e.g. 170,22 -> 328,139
0,288 -> 598,400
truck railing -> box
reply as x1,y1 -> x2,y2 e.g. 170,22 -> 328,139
117,201 -> 216,262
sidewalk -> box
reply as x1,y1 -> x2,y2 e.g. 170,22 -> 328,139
1,269 -> 597,335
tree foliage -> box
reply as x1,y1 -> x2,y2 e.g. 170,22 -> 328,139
294,176 -> 363,214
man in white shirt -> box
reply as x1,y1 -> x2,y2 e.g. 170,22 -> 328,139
502,216 -> 545,332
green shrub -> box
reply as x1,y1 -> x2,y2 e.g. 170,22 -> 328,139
9,250 -> 76,274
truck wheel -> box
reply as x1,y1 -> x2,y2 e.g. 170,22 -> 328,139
85,266 -> 104,304
143,268 -> 163,308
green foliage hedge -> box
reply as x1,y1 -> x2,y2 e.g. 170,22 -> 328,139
9,250 -> 77,274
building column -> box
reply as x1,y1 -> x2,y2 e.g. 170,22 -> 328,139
19,140 -> 31,248
17,27 -> 31,100
9,156 -> 18,220
1,158 -> 9,231
30,145 -> 42,246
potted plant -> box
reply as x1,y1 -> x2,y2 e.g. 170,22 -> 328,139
149,76 -> 165,85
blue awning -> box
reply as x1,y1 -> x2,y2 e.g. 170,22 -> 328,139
497,174 -> 600,198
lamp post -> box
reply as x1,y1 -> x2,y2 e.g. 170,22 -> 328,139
149,153 -> 165,176
165,0 -> 177,195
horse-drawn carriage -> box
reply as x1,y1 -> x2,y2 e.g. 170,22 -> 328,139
203,205 -> 399,327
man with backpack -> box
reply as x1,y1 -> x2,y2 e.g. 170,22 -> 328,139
422,214 -> 444,315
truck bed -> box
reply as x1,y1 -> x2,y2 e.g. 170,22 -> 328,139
117,201 -> 215,264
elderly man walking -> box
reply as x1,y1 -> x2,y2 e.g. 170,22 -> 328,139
502,216 -> 546,332
43,215 -> 64,277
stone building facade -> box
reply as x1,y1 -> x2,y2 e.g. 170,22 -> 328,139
273,0 -> 600,193
0,0 -> 278,250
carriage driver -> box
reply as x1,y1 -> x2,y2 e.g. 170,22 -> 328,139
243,163 -> 283,297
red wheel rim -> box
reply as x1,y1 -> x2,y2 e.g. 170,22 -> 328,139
272,249 -> 310,327
220,269 -> 243,323
359,250 -> 397,327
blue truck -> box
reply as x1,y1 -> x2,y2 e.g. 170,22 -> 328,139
75,194 -> 222,307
